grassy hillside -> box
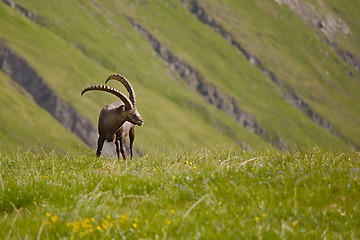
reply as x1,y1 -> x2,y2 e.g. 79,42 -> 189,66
0,149 -> 359,238
198,0 -> 360,146
0,1 -> 268,153
120,0 -> 355,148
0,0 -> 359,153
0,71 -> 86,154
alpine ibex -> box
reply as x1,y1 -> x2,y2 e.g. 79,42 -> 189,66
105,74 -> 139,159
81,74 -> 143,159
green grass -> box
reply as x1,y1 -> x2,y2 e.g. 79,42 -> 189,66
0,72 -> 87,154
123,0 -> 357,149
1,3 -> 358,237
0,1 -> 268,153
1,148 -> 359,239
1,0 -> 359,154
199,0 -> 360,147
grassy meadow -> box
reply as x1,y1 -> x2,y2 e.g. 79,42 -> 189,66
1,0 -> 359,154
1,1 -> 360,238
1,148 -> 359,239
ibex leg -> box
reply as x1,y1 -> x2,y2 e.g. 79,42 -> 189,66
129,127 -> 135,159
119,135 -> 127,160
96,137 -> 105,157
115,140 -> 121,159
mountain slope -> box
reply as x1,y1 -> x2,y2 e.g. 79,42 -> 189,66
192,0 -> 360,146
0,71 -> 86,153
0,1 -> 268,154
0,0 -> 359,154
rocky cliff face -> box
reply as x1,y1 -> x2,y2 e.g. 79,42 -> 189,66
276,0 -> 360,73
3,0 -> 37,20
0,41 -> 98,149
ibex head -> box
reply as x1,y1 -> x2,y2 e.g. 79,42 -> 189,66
81,84 -> 144,126
125,106 -> 144,126
105,74 -> 144,126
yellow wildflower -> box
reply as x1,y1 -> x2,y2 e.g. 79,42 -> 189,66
72,222 -> 80,232
254,216 -> 260,223
50,216 -> 59,223
101,220 -> 110,230
165,220 -> 171,225
119,214 -> 129,222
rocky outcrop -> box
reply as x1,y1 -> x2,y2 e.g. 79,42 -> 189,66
2,0 -> 37,21
129,17 -> 265,137
0,41 -> 98,148
275,0 -> 350,40
275,0 -> 360,72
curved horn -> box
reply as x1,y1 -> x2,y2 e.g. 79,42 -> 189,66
81,85 -> 133,110
105,74 -> 136,106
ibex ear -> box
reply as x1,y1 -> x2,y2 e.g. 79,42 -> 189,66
119,105 -> 126,111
